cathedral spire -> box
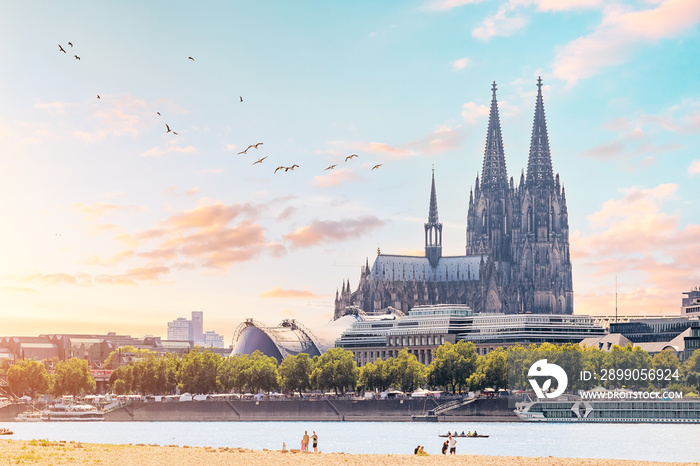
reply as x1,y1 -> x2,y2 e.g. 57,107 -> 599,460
425,168 -> 443,268
481,81 -> 508,192
526,77 -> 554,189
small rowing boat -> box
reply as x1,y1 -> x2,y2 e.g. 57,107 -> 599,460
438,434 -> 489,438
0,431 -> 13,435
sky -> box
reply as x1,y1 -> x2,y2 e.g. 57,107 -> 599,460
1,0 -> 699,343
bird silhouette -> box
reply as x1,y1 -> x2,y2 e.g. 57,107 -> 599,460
324,164 -> 337,171
274,166 -> 285,174
237,145 -> 254,155
371,164 -> 383,170
239,96 -> 243,102
285,164 -> 299,172
165,123 -> 172,133
253,156 -> 268,165
253,143 -> 263,149
58,44 -> 66,53
172,131 -> 178,135
74,55 -> 80,60
68,42 -> 73,47
96,95 -> 100,99
188,56 -> 195,61
157,112 -> 161,116
345,154 -> 359,162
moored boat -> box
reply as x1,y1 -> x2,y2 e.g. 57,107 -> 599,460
40,402 -> 104,421
15,411 -> 42,422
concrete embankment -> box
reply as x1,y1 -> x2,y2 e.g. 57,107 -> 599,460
1,398 -> 518,422
103,398 -> 517,422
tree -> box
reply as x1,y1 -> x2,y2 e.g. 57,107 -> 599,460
683,348 -> 700,389
7,360 -> 49,398
387,350 -> 426,392
103,346 -> 153,369
427,341 -> 478,393
358,358 -> 391,392
469,348 -> 508,391
652,350 -> 681,389
278,353 -> 313,395
52,358 -> 96,397
218,354 -> 250,393
310,348 -> 358,394
178,348 -> 221,394
246,351 -> 279,393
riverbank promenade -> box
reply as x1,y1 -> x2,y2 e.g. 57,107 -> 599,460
1,440 -> 698,466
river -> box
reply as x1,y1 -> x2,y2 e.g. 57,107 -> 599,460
5,421 -> 700,462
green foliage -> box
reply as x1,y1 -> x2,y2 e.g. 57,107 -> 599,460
469,348 -> 508,391
387,349 -> 426,392
51,358 -> 96,397
177,348 -> 222,394
244,351 -> 279,393
278,353 -> 313,395
358,358 -> 391,392
218,354 -> 249,393
427,341 -> 478,393
6,360 -> 49,397
310,347 -> 358,394
683,348 -> 700,389
103,346 -> 153,370
652,350 -> 681,389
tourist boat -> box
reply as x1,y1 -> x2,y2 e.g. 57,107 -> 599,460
438,434 -> 489,438
515,396 -> 700,423
40,402 -> 105,421
15,411 -> 42,422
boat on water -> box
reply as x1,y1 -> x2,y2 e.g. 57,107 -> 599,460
14,411 -> 42,422
515,396 -> 700,423
40,402 -> 105,421
0,430 -> 13,435
438,434 -> 489,438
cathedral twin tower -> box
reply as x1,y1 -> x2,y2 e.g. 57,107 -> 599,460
334,79 -> 573,319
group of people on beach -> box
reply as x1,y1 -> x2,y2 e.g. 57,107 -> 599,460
415,435 -> 457,456
300,430 -> 318,453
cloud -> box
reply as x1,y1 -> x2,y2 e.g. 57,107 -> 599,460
408,125 -> 465,155
260,287 -> 318,298
164,186 -> 200,197
472,5 -> 528,41
277,206 -> 298,221
689,159 -> 700,176
327,140 -> 417,160
20,273 -> 82,286
72,202 -> 145,218
201,168 -> 224,174
283,216 -> 385,249
535,0 -> 604,11
84,250 -> 135,266
572,183 -> 700,315
551,0 -> 700,85
141,145 -> 198,157
423,0 -> 485,10
314,168 -> 360,187
451,57 -> 470,70
462,102 -> 490,124
226,144 -> 237,152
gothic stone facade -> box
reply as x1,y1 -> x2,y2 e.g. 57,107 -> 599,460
334,79 -> 573,319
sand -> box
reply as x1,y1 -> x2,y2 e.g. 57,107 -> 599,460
1,439 -> 698,466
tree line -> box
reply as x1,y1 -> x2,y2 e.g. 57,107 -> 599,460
3,342 -> 700,398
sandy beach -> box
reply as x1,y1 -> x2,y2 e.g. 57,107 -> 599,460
1,439 -> 698,466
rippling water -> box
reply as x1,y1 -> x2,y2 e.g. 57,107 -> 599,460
5,421 -> 700,462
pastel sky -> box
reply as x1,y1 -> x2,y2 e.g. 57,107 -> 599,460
1,1 -> 699,343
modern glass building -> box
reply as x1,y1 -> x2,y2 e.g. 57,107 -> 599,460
336,304 -> 605,366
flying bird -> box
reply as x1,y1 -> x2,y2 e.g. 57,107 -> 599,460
188,56 -> 195,61
345,154 -> 359,162
165,123 -> 172,133
58,44 -> 66,53
239,96 -> 243,102
96,95 -> 100,99
253,142 -> 263,149
274,166 -> 285,174
324,164 -> 337,171
284,164 -> 299,172
74,55 -> 80,60
172,131 -> 178,135
68,42 -> 73,47
253,156 -> 268,165
371,164 -> 383,170
157,112 -> 161,116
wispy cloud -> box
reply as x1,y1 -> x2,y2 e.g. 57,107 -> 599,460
689,159 -> 700,176
141,145 -> 198,157
551,0 -> 700,85
423,0 -> 485,11
260,287 -> 318,298
408,125 -> 465,155
72,202 -> 146,218
472,5 -> 528,41
283,216 -> 385,249
314,168 -> 360,188
451,57 -> 470,70
461,102 -> 490,124
164,186 -> 200,197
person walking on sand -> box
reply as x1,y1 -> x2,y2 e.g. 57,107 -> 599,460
449,434 -> 457,455
441,440 -> 449,455
311,431 -> 318,453
302,431 -> 310,452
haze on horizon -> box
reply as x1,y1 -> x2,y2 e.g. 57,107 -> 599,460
1,1 -> 699,342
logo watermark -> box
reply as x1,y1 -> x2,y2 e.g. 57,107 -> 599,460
527,359 -> 568,399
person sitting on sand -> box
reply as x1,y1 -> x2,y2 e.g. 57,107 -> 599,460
418,446 -> 428,456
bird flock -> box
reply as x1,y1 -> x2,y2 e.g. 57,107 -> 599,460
56,42 -> 385,176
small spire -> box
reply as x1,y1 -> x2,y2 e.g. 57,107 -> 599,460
481,81 -> 508,192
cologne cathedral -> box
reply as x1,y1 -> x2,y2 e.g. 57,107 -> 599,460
334,79 -> 573,319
